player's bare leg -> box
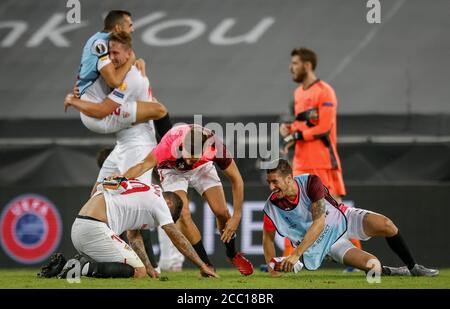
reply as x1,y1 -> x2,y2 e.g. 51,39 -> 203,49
362,213 -> 438,276
202,186 -> 230,232
203,186 -> 254,276
174,190 -> 214,268
362,213 -> 398,237
342,248 -> 381,273
174,190 -> 201,244
133,101 -> 167,124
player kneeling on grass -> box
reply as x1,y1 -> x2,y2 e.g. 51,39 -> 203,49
46,178 -> 217,279
262,159 -> 438,277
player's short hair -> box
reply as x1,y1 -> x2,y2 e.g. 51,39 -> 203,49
104,10 -> 131,31
109,31 -> 132,49
291,47 -> 317,70
183,127 -> 210,156
163,192 -> 183,222
266,159 -> 293,177
96,147 -> 114,168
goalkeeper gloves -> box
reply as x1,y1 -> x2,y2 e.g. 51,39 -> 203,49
284,131 -> 303,143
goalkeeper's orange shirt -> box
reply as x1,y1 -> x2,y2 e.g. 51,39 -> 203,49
290,80 -> 342,171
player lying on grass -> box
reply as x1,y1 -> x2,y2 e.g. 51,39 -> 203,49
65,31 -> 172,136
54,179 -> 218,279
262,159 -> 438,277
115,124 -> 254,276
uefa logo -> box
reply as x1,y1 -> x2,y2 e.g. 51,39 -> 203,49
0,194 -> 62,264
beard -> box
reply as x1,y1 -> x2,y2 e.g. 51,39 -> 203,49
292,70 -> 307,83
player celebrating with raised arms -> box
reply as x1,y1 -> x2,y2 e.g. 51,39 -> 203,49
118,124 -> 254,276
262,159 -> 438,277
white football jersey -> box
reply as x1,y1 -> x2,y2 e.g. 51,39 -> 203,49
102,180 -> 174,235
81,75 -> 111,103
109,66 -> 158,148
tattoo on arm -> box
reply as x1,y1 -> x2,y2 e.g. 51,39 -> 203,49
163,224 -> 204,268
311,199 -> 326,220
128,230 -> 152,270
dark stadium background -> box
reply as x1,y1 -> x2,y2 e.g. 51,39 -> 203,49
0,0 -> 449,269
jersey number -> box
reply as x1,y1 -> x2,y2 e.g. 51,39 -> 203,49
120,180 -> 161,197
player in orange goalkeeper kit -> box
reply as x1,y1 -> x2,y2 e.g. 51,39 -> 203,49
280,48 -> 362,260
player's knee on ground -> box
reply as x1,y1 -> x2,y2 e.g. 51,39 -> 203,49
364,254 -> 382,274
342,247 -> 380,273
134,267 -> 147,278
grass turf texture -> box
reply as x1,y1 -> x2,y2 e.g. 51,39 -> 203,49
0,268 -> 449,288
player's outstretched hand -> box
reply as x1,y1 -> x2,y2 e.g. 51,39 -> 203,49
105,173 -> 122,181
280,253 -> 300,272
200,264 -> 219,278
64,94 -> 74,112
221,216 -> 240,243
147,267 -> 160,279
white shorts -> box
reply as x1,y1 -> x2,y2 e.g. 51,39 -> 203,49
96,144 -> 154,184
80,102 -> 137,134
159,162 -> 222,195
328,207 -> 376,264
71,217 -> 144,268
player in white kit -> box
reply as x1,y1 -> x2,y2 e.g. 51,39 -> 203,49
67,28 -> 178,274
64,31 -> 170,135
67,179 -> 218,279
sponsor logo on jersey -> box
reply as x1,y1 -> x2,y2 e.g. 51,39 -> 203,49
92,39 -> 108,56
0,194 -> 62,264
112,90 -> 124,99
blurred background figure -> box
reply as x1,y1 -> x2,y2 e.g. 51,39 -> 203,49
280,48 -> 362,271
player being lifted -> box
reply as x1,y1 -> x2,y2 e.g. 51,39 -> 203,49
76,10 -> 135,96
69,31 -> 170,194
67,10 -> 172,277
116,124 -> 254,276
65,31 -> 171,135
262,159 -> 438,277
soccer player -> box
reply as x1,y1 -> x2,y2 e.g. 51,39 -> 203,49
262,159 -> 438,277
76,10 -> 135,96
65,31 -> 171,135
280,48 -> 345,197
67,178 -> 218,279
279,47 -> 362,262
118,124 -> 254,276
71,32 -> 167,195
95,147 -> 160,274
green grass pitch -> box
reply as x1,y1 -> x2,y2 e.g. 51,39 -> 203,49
0,268 -> 449,288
